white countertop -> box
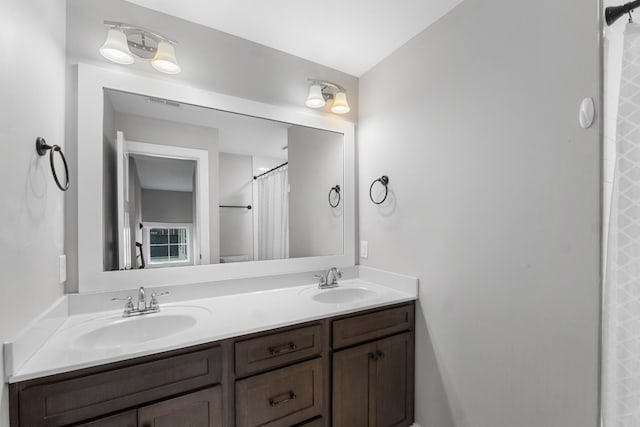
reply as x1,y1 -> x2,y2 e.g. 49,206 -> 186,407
7,276 -> 416,383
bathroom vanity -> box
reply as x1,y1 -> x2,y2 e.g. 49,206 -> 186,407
6,275 -> 417,427
6,58 -> 415,427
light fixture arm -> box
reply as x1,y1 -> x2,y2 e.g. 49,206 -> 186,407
307,79 -> 346,100
103,21 -> 178,46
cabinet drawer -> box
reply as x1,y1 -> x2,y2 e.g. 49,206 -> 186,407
236,358 -> 323,427
18,346 -> 222,426
235,324 -> 322,377
332,304 -> 414,349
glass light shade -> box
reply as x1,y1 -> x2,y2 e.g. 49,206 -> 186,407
99,29 -> 134,65
331,91 -> 351,114
305,84 -> 326,108
151,41 -> 181,74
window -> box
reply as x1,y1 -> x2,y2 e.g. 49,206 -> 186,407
146,225 -> 191,265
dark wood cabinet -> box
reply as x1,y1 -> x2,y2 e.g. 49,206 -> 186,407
10,302 -> 415,427
74,387 -> 222,427
236,358 -> 323,427
75,410 -> 137,427
333,332 -> 414,427
332,341 -> 377,427
235,324 -> 323,377
138,386 -> 222,427
375,333 -> 414,427
14,345 -> 222,426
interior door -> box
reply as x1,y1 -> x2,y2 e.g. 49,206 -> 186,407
116,131 -> 131,270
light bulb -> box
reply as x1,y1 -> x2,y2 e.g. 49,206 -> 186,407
151,41 -> 181,74
331,91 -> 350,114
305,84 -> 326,108
99,29 -> 134,65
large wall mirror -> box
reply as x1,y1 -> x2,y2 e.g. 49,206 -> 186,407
103,89 -> 344,271
77,64 -> 355,292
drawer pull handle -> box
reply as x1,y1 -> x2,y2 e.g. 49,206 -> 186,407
269,391 -> 297,407
269,342 -> 297,356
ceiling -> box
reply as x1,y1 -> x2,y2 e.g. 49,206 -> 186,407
124,0 -> 464,76
105,89 -> 290,160
132,155 -> 196,192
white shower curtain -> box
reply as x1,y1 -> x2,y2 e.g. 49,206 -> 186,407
256,167 -> 289,260
604,23 -> 640,427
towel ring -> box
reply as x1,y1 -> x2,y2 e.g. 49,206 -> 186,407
369,175 -> 389,205
36,137 -> 69,191
328,185 -> 341,208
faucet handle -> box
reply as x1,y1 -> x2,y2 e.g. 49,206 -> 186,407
314,274 -> 327,285
149,291 -> 169,310
112,296 -> 134,311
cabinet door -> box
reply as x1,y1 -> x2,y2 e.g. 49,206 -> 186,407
375,333 -> 414,427
332,342 -> 377,427
138,386 -> 222,427
75,410 -> 137,427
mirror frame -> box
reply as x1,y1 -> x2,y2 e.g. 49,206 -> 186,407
76,63 -> 355,292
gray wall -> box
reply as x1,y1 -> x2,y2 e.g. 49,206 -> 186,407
358,1 -> 601,427
219,153 -> 254,260
288,127 -> 344,258
0,0 -> 67,425
115,114 -> 220,264
141,189 -> 194,223
65,0 -> 358,121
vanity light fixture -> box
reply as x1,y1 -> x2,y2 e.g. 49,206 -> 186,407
99,21 -> 181,74
305,79 -> 351,114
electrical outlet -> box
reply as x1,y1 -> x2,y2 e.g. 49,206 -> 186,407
360,241 -> 368,259
59,254 -> 67,284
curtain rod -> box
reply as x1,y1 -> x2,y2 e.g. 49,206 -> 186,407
220,205 -> 252,209
606,0 -> 640,25
253,161 -> 288,180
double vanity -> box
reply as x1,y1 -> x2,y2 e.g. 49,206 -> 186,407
6,267 -> 417,426
5,51 -> 415,426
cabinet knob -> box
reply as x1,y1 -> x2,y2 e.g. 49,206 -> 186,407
369,352 -> 377,360
377,350 -> 385,359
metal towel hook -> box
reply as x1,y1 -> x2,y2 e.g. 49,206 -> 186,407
369,175 -> 389,205
36,137 -> 69,191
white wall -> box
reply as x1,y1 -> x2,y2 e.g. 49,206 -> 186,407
115,113 -> 220,265
0,0 -> 67,426
288,127 -> 344,257
219,153 -> 254,260
358,1 -> 601,427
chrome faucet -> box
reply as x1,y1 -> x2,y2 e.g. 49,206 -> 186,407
112,286 -> 169,317
315,267 -> 342,289
137,286 -> 146,311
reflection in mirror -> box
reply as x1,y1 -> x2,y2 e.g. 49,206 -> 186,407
103,89 -> 344,271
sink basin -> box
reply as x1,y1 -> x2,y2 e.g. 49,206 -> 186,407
312,287 -> 378,304
73,306 -> 210,350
